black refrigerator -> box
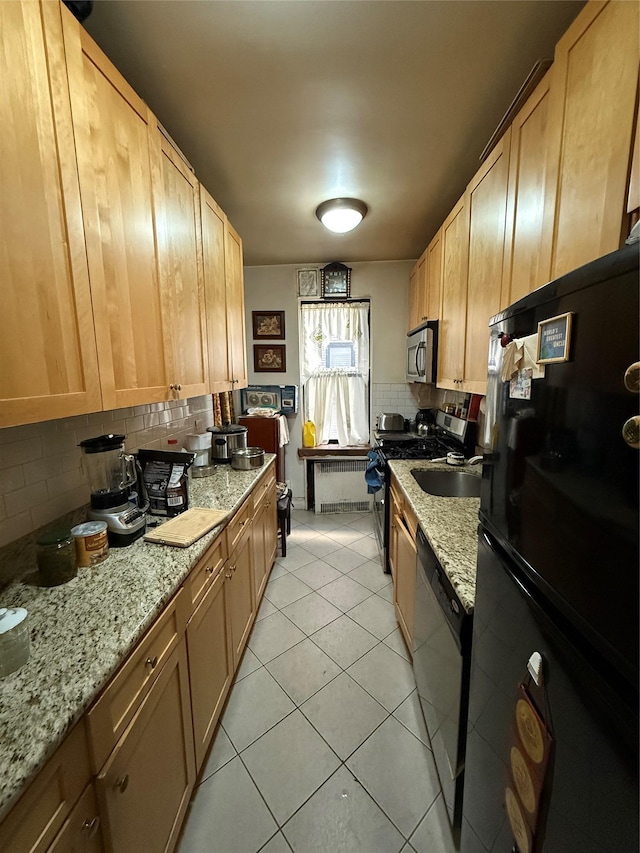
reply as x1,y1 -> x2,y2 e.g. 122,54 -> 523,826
461,245 -> 639,853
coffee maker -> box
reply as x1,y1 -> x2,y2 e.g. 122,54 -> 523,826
79,434 -> 147,546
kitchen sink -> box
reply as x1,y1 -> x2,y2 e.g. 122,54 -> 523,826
411,468 -> 481,498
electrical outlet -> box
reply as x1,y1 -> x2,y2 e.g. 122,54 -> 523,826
194,417 -> 203,431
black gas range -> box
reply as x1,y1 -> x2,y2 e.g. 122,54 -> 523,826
372,412 -> 477,572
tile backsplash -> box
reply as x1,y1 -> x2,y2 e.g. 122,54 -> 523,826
371,383 -> 446,422
0,396 -> 214,549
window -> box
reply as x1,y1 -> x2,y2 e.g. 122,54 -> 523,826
299,301 -> 370,446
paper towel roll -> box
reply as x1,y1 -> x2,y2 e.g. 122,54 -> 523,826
0,607 -> 30,677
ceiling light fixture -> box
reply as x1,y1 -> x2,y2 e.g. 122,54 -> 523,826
315,198 -> 368,234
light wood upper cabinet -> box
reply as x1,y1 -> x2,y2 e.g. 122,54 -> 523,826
155,133 -> 209,399
61,7 -> 172,411
225,221 -> 248,390
501,71 -> 553,309
540,0 -> 640,280
408,253 -> 428,331
201,188 -> 234,392
437,195 -> 470,390
0,0 -> 102,428
464,130 -> 511,393
426,229 -> 443,322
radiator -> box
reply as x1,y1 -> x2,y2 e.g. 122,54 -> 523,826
313,459 -> 372,514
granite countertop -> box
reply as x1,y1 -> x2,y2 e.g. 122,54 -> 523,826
388,459 -> 481,614
0,457 -> 275,821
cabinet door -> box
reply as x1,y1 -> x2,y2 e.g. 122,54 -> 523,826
437,195 -> 469,390
61,8 -> 172,410
541,0 -> 640,280
155,135 -> 208,399
48,783 -> 104,853
463,130 -> 511,395
186,566 -> 233,771
394,515 -> 417,653
226,532 -> 254,667
426,229 -> 442,322
201,188 -> 233,392
225,221 -> 248,390
96,639 -> 195,853
407,264 -> 418,332
252,479 -> 278,607
409,253 -> 428,331
501,71 -> 553,309
387,482 -> 402,581
0,0 -> 101,428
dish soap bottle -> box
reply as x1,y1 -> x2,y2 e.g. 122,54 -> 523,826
302,421 -> 316,447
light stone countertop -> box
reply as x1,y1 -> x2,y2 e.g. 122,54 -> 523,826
0,457 -> 275,821
388,459 -> 481,614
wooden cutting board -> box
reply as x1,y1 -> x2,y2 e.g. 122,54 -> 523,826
144,507 -> 230,547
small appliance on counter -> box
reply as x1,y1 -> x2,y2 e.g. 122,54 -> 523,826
79,434 -> 147,547
376,413 -> 406,432
184,432 -> 212,468
240,384 -> 298,415
207,424 -> 248,462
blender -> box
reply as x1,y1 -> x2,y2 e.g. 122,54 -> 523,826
79,434 -> 147,546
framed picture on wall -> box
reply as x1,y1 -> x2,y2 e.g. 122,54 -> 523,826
252,311 -> 285,340
297,268 -> 319,298
254,344 -> 286,372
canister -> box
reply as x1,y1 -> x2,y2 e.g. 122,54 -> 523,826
71,521 -> 109,567
36,530 -> 77,586
0,608 -> 30,677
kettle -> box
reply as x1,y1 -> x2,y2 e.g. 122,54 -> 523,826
415,408 -> 436,436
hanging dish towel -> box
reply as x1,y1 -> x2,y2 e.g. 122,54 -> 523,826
365,450 -> 384,493
501,334 -> 546,381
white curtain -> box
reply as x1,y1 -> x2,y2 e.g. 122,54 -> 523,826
300,302 -> 369,446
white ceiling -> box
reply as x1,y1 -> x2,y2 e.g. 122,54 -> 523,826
84,0 -> 585,266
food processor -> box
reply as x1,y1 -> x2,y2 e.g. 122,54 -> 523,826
79,434 -> 147,546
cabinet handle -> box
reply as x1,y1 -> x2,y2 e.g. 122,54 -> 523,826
145,655 -> 158,670
82,816 -> 100,838
205,565 -> 215,575
177,384 -> 182,392
169,384 -> 175,391
114,775 -> 129,793
225,570 -> 233,579
229,564 -> 237,573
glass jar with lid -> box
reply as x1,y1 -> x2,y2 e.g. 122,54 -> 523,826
36,530 -> 77,586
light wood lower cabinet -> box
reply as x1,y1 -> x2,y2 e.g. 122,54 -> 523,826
251,474 -> 278,607
47,783 -> 104,853
226,530 -> 255,668
96,638 -> 195,853
389,474 -> 418,653
186,563 -> 233,772
0,722 -> 92,853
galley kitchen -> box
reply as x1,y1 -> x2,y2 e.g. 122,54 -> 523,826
1,2 -> 638,852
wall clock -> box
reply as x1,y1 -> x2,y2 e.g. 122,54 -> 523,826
321,262 -> 351,298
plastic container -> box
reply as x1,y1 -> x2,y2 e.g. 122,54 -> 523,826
0,608 -> 30,677
71,521 -> 109,567
36,530 -> 77,586
303,421 -> 316,447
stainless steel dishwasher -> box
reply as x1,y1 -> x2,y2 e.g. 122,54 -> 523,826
413,526 -> 473,841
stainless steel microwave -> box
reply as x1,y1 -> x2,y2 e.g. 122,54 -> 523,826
406,320 -> 438,383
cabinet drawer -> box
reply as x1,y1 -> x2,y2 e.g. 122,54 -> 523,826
182,533 -> 227,615
225,496 -> 252,554
48,782 -> 103,853
0,721 -> 91,853
87,590 -> 184,773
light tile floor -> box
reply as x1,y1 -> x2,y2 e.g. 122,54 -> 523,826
178,509 -> 456,853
